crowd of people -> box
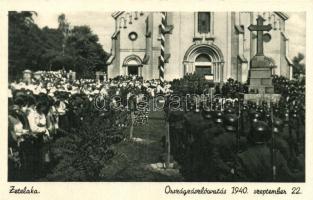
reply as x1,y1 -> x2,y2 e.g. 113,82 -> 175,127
168,76 -> 305,182
8,70 -> 169,181
8,69 -> 305,182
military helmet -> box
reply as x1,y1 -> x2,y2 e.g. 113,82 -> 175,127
251,103 -> 257,110
258,107 -> 264,114
250,121 -> 271,144
189,102 -> 195,111
225,107 -> 235,114
251,112 -> 261,123
273,107 -> 280,116
223,114 -> 238,132
265,112 -> 271,121
272,118 -> 284,134
242,104 -> 248,111
214,111 -> 223,124
291,110 -> 298,119
202,106 -> 213,119
194,107 -> 201,113
283,112 -> 289,123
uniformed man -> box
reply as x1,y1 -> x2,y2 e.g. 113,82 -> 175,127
197,109 -> 224,181
168,110 -> 185,163
181,106 -> 210,181
211,114 -> 246,181
235,121 -> 304,182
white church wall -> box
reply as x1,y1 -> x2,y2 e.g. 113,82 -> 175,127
165,12 -> 195,80
280,33 -> 290,78
242,12 -> 252,83
108,32 -> 121,78
108,12 -> 290,82
119,13 -> 147,52
213,12 -> 229,81
231,12 -> 239,81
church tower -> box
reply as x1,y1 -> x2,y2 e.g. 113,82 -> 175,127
106,12 -> 292,83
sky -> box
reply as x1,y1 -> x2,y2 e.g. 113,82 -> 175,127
34,12 -> 306,61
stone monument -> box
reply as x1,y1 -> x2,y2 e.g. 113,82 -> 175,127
244,16 -> 281,104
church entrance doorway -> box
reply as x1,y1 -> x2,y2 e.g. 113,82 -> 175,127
194,54 -> 213,81
128,65 -> 139,76
183,43 -> 224,83
123,55 -> 143,77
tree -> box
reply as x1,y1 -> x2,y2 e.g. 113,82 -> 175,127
58,13 -> 70,37
9,12 -> 109,80
9,11 -> 45,80
292,53 -> 305,79
65,25 -> 109,78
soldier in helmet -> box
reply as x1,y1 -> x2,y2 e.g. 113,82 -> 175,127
268,118 -> 291,162
212,111 -> 224,137
241,104 -> 250,137
235,121 -> 304,182
168,110 -> 185,163
190,107 -> 217,181
211,113 -> 246,181
181,105 -> 215,181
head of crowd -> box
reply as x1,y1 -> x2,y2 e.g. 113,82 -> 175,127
9,69 -> 174,116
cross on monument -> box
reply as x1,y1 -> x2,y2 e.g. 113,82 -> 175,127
248,15 -> 272,56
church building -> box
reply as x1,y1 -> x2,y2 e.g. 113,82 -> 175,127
106,12 -> 293,83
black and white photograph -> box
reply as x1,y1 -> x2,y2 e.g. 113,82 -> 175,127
2,0 -> 313,198
6,10 -> 306,184
8,11 -> 306,182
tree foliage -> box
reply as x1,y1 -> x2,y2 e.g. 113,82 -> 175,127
45,98 -> 129,181
292,53 -> 305,79
9,12 -> 109,80
65,26 -> 108,78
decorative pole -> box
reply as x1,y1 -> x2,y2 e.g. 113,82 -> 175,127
159,12 -> 171,168
159,12 -> 166,88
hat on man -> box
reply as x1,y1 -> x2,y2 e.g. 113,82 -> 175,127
214,111 -> 223,124
23,69 -> 32,74
250,121 -> 271,144
202,106 -> 213,120
223,114 -> 238,132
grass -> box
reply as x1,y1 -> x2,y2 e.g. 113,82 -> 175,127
103,111 -> 183,181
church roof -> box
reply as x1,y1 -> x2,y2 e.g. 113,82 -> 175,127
285,56 -> 294,66
112,12 -> 125,19
106,54 -> 115,65
235,25 -> 245,34
281,32 -> 289,40
111,30 -> 120,39
111,12 -> 289,20
237,55 -> 248,63
274,12 -> 289,20
164,54 -> 171,63
142,54 -> 150,64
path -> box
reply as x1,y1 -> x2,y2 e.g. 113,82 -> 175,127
103,111 -> 183,181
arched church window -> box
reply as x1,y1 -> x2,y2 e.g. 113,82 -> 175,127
198,12 -> 211,34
